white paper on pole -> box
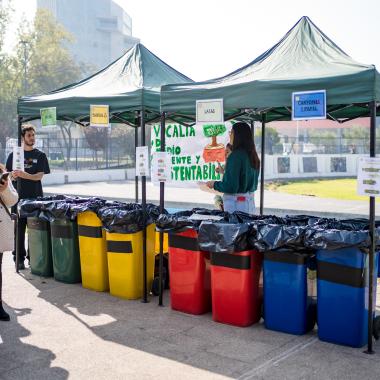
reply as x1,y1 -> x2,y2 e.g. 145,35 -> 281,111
357,157 -> 380,197
136,146 -> 149,177
12,146 -> 24,171
151,152 -> 171,183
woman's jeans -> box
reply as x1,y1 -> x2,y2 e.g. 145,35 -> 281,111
222,193 -> 255,214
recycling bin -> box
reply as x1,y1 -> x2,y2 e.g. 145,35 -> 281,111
50,218 -> 82,283
316,247 -> 379,347
27,217 -> 53,277
210,249 -> 263,326
77,211 -> 109,292
155,231 -> 169,254
168,229 -> 211,315
106,224 -> 156,300
263,250 -> 316,335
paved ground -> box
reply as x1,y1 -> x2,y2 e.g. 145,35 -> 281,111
1,254 -> 380,380
44,180 -> 380,218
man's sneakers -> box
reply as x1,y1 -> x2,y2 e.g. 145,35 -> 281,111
0,304 -> 10,321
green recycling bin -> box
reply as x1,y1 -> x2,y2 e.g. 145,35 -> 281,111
50,218 -> 82,283
27,217 -> 53,277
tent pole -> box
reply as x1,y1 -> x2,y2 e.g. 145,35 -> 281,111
140,109 -> 148,303
250,120 -> 254,138
15,115 -> 22,273
260,114 -> 266,215
365,100 -> 376,354
158,112 -> 166,306
135,114 -> 139,203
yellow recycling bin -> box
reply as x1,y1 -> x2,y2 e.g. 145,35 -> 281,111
155,231 -> 169,254
106,224 -> 155,300
77,211 -> 109,292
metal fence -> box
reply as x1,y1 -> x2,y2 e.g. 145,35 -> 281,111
0,135 -> 376,171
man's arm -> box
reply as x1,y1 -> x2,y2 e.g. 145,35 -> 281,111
12,170 -> 44,181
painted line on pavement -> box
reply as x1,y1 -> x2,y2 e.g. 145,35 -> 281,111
238,337 -> 318,380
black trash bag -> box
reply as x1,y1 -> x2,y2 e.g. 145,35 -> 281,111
66,197 -> 108,219
283,215 -> 322,226
156,208 -> 227,232
98,203 -> 163,234
250,222 -> 308,252
198,221 -> 251,253
304,227 -> 372,250
18,195 -> 73,220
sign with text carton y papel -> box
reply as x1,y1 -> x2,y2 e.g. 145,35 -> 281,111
196,99 -> 224,124
90,105 -> 109,127
292,90 -> 326,120
357,157 -> 380,197
40,107 -> 57,128
136,146 -> 149,177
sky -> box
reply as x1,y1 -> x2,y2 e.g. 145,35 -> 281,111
4,0 -> 380,81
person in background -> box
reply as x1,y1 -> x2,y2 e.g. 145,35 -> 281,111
214,143 -> 233,211
6,124 -> 50,270
0,164 -> 18,321
207,122 -> 260,214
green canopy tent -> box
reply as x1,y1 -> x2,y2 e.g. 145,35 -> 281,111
16,43 -> 192,302
159,16 -> 380,349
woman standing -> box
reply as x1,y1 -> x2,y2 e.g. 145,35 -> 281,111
207,122 -> 260,214
0,164 -> 19,321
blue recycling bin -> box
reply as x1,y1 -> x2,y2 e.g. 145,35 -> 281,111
263,250 -> 316,335
316,247 -> 378,348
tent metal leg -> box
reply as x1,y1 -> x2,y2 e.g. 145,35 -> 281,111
15,116 -> 23,273
260,114 -> 266,215
140,109 -> 148,303
365,100 -> 377,354
159,112 -> 166,306
135,121 -> 139,203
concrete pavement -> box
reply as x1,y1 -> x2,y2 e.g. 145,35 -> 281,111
44,180 -> 380,218
1,254 -> 380,380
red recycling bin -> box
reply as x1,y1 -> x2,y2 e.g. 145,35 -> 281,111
211,249 -> 263,327
168,229 -> 211,315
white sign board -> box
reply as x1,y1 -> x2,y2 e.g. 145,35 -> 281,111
13,146 -> 24,171
357,157 -> 380,197
196,99 -> 224,124
136,146 -> 149,177
151,122 -> 232,187
151,152 -> 172,183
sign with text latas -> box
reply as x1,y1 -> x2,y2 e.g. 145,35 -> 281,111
292,90 -> 326,120
90,105 -> 109,127
196,99 -> 224,124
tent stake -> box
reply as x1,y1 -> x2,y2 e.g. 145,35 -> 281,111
365,101 -> 377,354
158,112 -> 166,306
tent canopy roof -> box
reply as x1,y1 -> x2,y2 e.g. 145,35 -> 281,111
18,43 -> 192,125
161,16 -> 380,123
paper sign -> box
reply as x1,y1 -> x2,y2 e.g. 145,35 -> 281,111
136,146 -> 149,177
292,90 -> 326,120
90,105 -> 109,127
13,146 -> 24,171
357,157 -> 380,197
196,99 -> 224,124
40,107 -> 57,127
151,152 -> 171,183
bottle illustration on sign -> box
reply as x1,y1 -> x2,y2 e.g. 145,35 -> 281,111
202,124 -> 226,163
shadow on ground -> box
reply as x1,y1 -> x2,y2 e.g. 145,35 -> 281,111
0,306 -> 69,380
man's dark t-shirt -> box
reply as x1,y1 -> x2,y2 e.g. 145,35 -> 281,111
6,149 -> 50,199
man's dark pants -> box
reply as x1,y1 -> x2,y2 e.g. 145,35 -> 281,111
11,205 -> 28,263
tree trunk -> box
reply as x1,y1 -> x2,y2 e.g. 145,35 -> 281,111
211,135 -> 218,147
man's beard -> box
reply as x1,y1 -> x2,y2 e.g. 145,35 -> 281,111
25,141 -> 34,147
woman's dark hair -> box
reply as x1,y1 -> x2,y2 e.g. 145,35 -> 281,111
232,122 -> 260,170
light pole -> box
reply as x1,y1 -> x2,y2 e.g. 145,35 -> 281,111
20,40 -> 28,95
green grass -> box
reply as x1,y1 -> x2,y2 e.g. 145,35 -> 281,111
265,178 -> 379,201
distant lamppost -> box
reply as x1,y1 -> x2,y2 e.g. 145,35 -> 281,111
20,40 -> 29,95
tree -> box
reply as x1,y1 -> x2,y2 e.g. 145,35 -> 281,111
254,126 -> 280,155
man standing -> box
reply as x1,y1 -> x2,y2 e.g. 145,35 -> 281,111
6,124 -> 50,270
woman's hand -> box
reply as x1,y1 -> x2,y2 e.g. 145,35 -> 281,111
206,181 -> 215,189
0,178 -> 8,193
